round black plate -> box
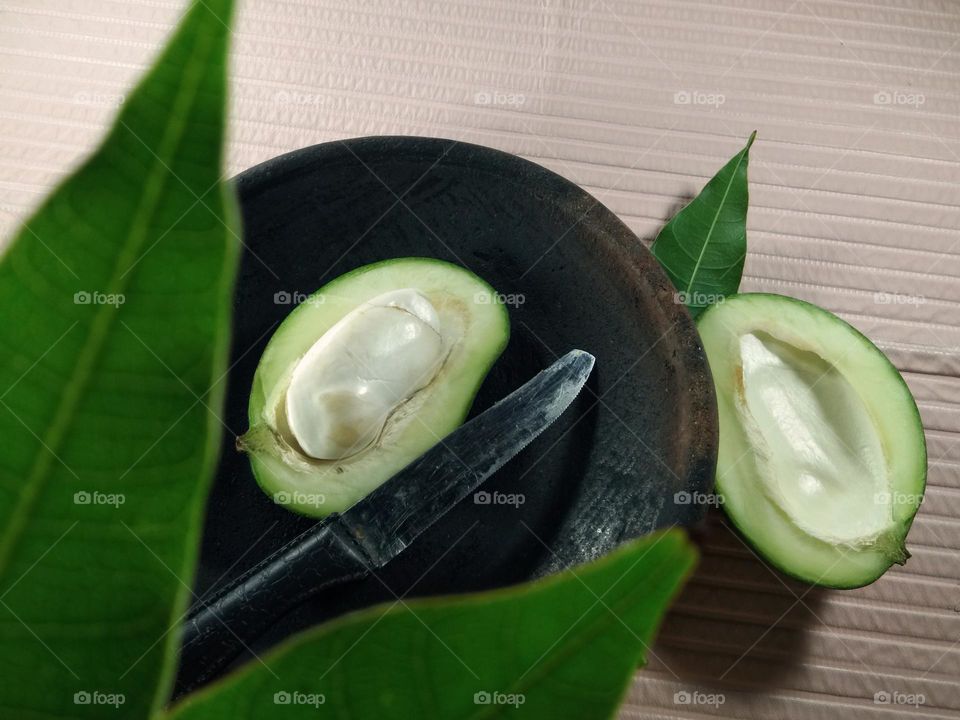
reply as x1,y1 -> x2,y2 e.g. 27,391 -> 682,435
192,136 -> 716,667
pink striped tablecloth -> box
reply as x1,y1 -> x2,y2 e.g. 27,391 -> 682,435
2,1 -> 958,717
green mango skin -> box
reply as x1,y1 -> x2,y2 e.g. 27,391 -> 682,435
698,293 -> 926,589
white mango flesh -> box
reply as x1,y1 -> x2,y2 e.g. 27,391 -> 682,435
738,332 -> 891,545
285,289 -> 445,460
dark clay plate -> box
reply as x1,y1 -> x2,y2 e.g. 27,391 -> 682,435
190,136 -> 717,670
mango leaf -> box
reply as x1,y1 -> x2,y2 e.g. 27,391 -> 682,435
0,0 -> 237,717
164,529 -> 695,720
651,132 -> 755,318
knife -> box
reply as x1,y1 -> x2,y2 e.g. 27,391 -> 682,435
174,349 -> 595,693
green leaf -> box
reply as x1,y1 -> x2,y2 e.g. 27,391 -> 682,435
651,132 -> 755,318
164,530 -> 696,720
0,0 -> 237,717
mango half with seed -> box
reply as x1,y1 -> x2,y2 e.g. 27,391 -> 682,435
698,294 -> 926,588
239,258 -> 509,517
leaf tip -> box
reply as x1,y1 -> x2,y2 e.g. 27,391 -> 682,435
745,130 -> 758,151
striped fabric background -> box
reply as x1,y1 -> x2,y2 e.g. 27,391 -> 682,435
2,0 -> 958,717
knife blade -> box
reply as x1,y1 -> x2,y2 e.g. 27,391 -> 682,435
174,349 -> 595,694
344,348 -> 596,565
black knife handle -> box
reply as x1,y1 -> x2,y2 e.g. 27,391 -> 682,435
174,515 -> 373,696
